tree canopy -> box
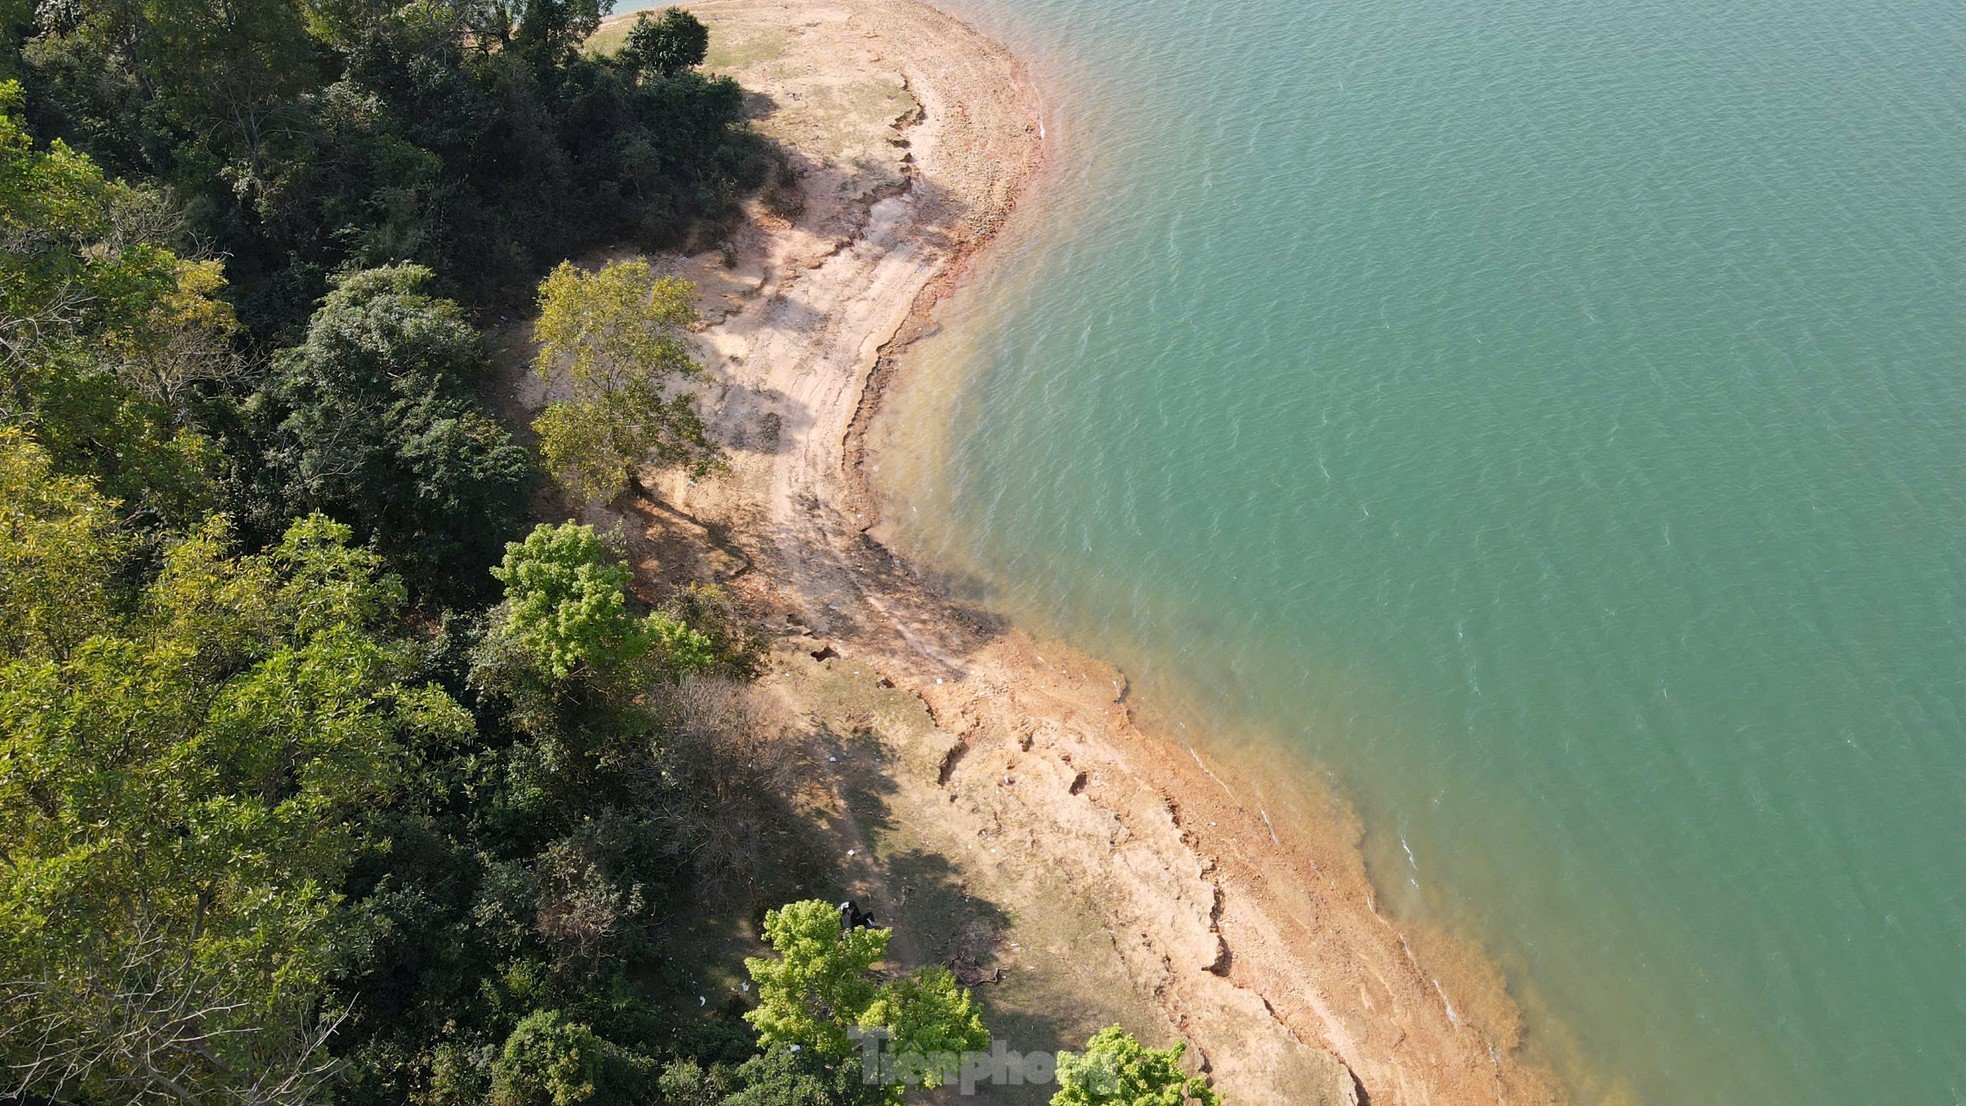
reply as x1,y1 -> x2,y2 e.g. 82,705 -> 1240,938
251,264 -> 529,601
531,259 -> 722,502
745,899 -> 990,1100
1051,1026 -> 1220,1106
0,7 -> 1021,1105
624,8 -> 712,78
0,81 -> 229,521
15,0 -> 759,333
0,453 -> 472,1102
481,521 -> 728,692
488,521 -> 653,683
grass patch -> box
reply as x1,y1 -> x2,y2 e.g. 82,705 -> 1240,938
588,17 -> 791,70
706,24 -> 792,70
585,21 -> 632,55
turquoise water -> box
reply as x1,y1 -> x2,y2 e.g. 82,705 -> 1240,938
886,0 -> 1966,1101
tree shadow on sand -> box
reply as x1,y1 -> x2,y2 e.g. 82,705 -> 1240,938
827,733 -> 1082,1105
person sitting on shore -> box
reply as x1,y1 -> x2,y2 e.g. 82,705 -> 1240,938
839,899 -> 876,934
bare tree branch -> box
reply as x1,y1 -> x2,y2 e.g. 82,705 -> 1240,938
2,918 -> 348,1106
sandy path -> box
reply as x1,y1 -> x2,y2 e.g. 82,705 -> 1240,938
579,2 -> 1575,1101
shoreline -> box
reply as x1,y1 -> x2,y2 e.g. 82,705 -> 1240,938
585,1 -> 1571,1100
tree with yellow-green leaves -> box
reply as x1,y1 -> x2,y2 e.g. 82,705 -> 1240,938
742,899 -> 990,1102
0,81 -> 236,524
1052,1026 -> 1220,1106
476,521 -> 742,695
0,430 -> 474,1104
530,260 -> 723,504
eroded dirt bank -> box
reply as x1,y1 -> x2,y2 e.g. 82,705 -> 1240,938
552,2 -> 1570,1101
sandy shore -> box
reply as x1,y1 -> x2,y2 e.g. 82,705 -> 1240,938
571,2 -> 1571,1101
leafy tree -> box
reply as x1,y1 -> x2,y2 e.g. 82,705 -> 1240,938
660,1045 -> 878,1106
20,0 -> 324,330
20,0 -> 758,335
148,0 -> 323,186
20,0 -> 320,190
745,900 -> 890,1062
531,260 -> 720,502
622,8 -> 710,78
489,1009 -> 657,1106
861,968 -> 989,1089
475,523 -> 737,735
0,492 -> 474,1105
0,428 -> 124,658
1051,1027 -> 1219,1106
0,82 -> 229,520
507,0 -> 615,75
0,0 -> 26,81
484,521 -> 652,684
744,900 -> 990,1098
492,1010 -> 608,1105
252,263 -> 528,599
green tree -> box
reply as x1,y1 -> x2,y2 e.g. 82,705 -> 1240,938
0,428 -> 125,658
0,81 -> 229,520
20,0 -> 323,276
1051,1026 -> 1219,1106
861,968 -> 989,1088
622,8 -> 710,78
744,900 -> 889,1061
660,1045 -> 879,1106
252,264 -> 528,599
0,488 -> 474,1105
491,1010 -> 606,1105
508,0 -> 614,74
484,522 -> 651,684
744,900 -> 989,1098
530,260 -> 720,503
488,1009 -> 657,1106
147,0 -> 322,186
0,0 -> 26,82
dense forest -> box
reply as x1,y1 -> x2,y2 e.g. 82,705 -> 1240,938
0,0 -> 1212,1101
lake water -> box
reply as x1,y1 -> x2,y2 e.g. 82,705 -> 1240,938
875,0 -> 1966,1101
